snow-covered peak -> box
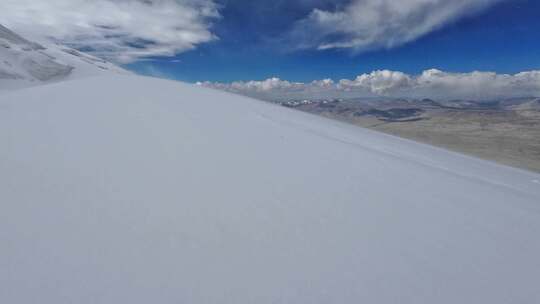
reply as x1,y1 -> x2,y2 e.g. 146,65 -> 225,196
0,24 -> 128,91
0,24 -> 44,50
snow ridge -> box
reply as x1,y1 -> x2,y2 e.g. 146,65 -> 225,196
0,24 -> 128,90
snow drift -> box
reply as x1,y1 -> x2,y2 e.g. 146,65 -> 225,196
1,74 -> 540,304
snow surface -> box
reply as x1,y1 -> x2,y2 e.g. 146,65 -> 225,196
1,75 -> 540,304
0,24 -> 127,91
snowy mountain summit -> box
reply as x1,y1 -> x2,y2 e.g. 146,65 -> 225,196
1,26 -> 540,304
0,24 -> 126,90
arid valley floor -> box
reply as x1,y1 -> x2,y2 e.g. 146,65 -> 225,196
280,97 -> 540,173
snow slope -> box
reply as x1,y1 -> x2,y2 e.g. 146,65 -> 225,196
1,75 -> 540,304
0,24 -> 127,90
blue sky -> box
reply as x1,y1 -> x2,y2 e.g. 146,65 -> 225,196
3,0 -> 539,99
126,0 -> 540,83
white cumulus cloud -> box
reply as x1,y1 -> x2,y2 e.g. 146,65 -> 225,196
197,77 -> 313,100
0,0 -> 220,62
338,70 -> 412,95
199,69 -> 540,101
412,69 -> 540,99
289,0 -> 502,52
232,77 -> 305,92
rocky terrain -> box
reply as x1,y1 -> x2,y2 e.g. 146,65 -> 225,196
280,97 -> 540,172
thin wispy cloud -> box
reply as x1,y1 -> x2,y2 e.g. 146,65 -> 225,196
0,0 -> 220,63
199,69 -> 540,100
288,0 -> 503,52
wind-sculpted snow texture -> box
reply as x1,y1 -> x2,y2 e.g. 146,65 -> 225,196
0,24 -> 127,90
1,75 -> 540,304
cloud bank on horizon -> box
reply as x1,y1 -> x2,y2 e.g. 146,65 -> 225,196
198,69 -> 540,100
0,0 -> 219,62
0,0 -> 504,62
